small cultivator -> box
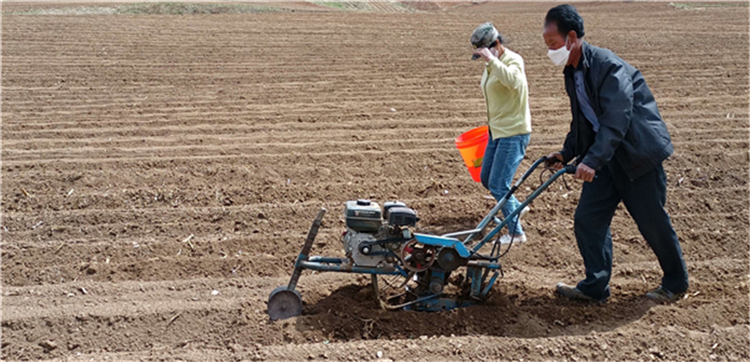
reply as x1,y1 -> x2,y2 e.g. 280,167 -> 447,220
268,157 -> 575,320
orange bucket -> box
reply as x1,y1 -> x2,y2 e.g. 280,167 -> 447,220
455,126 -> 489,182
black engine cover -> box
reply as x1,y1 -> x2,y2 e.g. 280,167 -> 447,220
387,207 -> 419,227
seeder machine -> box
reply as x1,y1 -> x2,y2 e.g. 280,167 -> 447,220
268,157 -> 575,320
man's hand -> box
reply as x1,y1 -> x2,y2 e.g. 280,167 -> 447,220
575,163 -> 596,182
544,152 -> 564,170
472,48 -> 496,62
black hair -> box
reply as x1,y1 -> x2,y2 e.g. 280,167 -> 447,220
487,33 -> 505,48
545,4 -> 585,38
496,33 -> 505,45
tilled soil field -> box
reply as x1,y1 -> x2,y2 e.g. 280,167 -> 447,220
1,2 -> 748,361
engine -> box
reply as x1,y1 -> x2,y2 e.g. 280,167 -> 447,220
342,199 -> 419,268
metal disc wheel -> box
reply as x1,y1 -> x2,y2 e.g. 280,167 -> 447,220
400,239 -> 436,272
267,286 -> 303,320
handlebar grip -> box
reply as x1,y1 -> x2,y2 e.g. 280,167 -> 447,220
564,164 -> 577,174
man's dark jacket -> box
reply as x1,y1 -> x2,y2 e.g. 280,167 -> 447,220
559,41 -> 673,180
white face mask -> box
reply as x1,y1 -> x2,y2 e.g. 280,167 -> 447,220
547,38 -> 571,67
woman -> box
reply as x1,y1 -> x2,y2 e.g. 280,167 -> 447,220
471,22 -> 532,244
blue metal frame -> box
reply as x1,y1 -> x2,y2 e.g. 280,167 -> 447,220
414,160 -> 574,260
468,160 -> 573,254
298,257 -> 408,276
282,157 -> 575,313
412,234 -> 470,258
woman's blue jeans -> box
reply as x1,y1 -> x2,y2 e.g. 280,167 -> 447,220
480,132 -> 530,236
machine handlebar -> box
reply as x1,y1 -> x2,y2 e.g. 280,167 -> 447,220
538,155 -> 577,175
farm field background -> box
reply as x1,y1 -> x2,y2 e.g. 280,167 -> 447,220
1,1 -> 748,361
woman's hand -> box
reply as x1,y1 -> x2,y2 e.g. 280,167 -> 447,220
473,48 -> 496,62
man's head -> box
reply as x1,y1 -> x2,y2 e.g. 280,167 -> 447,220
470,22 -> 503,60
542,4 -> 584,66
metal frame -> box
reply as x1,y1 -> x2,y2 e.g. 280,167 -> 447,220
272,156 -> 575,317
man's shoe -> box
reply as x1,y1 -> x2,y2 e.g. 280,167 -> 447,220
645,286 -> 682,302
556,282 -> 605,304
496,233 -> 527,245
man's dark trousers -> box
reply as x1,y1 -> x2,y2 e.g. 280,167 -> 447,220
574,159 -> 689,301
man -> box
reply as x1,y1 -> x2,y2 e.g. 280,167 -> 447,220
541,4 -> 689,303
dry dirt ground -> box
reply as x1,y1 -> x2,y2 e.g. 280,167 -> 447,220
1,1 -> 749,361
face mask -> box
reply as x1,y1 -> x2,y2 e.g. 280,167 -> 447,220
547,38 -> 571,67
